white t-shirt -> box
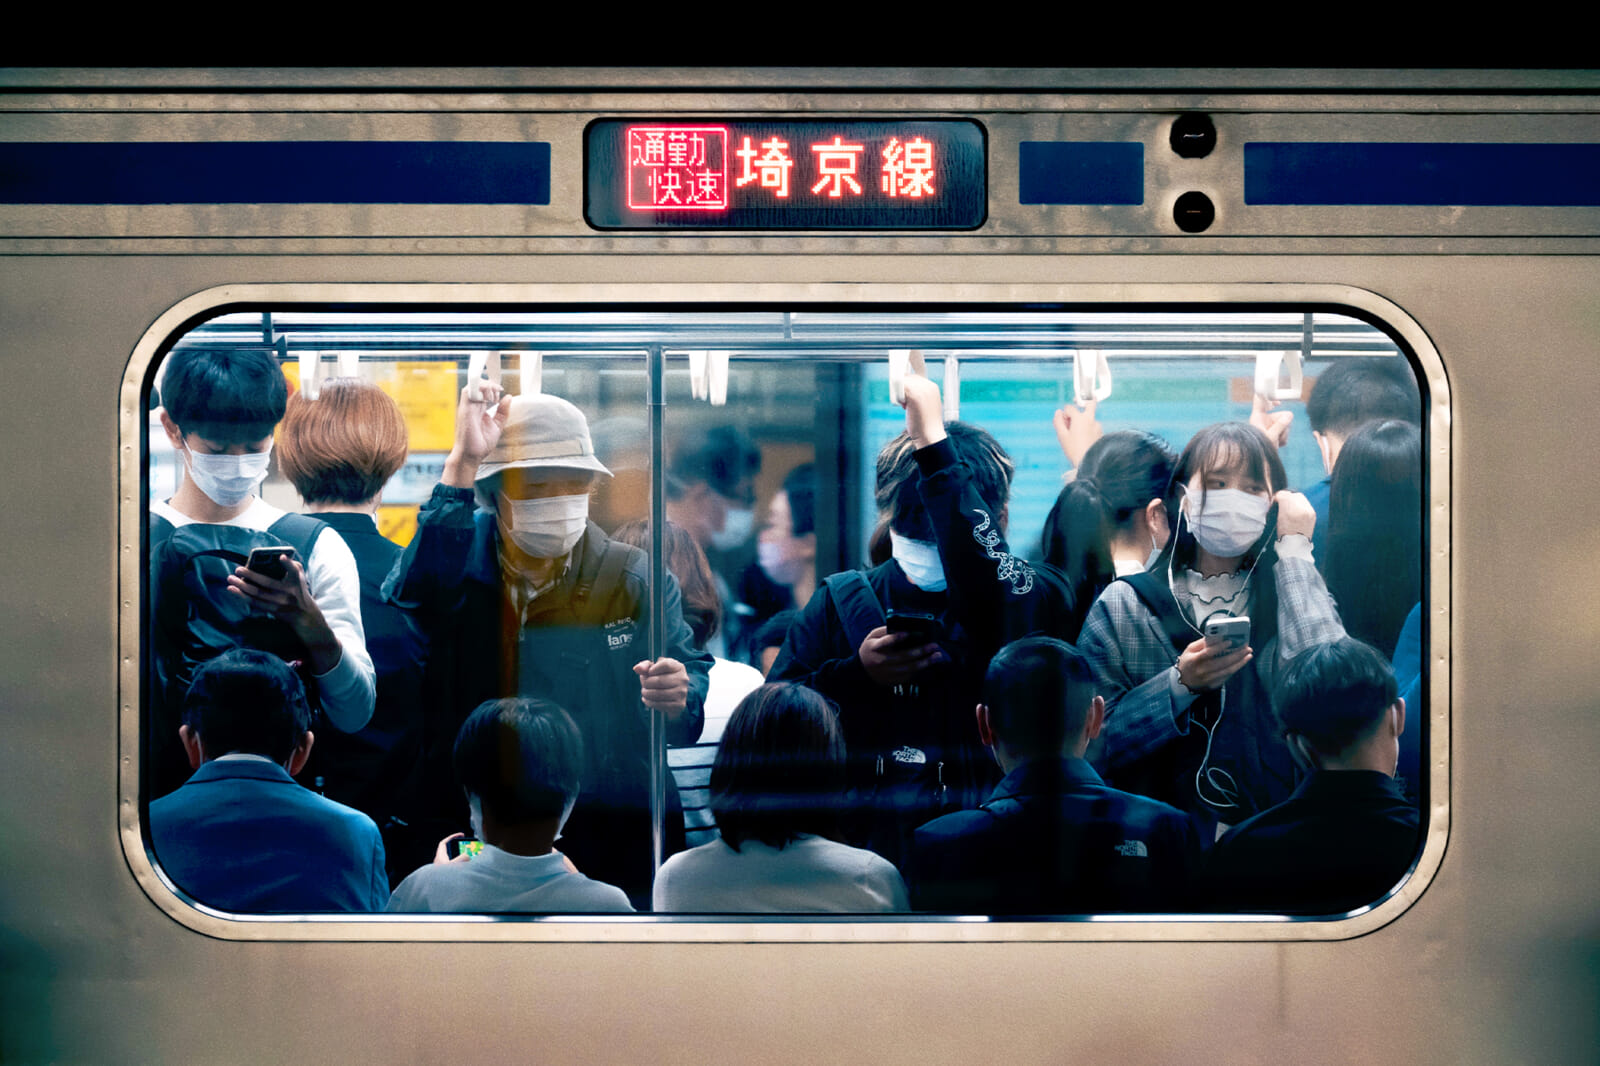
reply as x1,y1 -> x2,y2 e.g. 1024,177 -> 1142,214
652,834 -> 909,913
386,846 -> 633,913
151,496 -> 375,733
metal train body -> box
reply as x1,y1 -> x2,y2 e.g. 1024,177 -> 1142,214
1,68 -> 1595,1064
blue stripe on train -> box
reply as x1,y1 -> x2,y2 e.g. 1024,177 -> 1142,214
0,141 -> 551,204
1244,143 -> 1600,206
1018,142 -> 1144,205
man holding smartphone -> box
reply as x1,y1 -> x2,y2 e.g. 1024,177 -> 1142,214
770,368 -> 1050,873
149,348 -> 375,800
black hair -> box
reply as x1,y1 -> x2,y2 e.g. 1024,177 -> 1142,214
981,636 -> 1098,757
1325,420 -> 1423,657
709,683 -> 846,851
1162,422 -> 1288,562
752,608 -> 799,656
453,698 -> 584,825
160,347 -> 289,446
1274,638 -> 1399,757
666,424 -> 762,504
781,463 -> 817,537
876,422 -> 1013,542
1041,430 -> 1177,605
1305,357 -> 1421,438
181,648 -> 311,764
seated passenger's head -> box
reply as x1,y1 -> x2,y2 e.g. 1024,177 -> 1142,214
277,378 -> 409,510
876,422 -> 1013,589
665,424 -> 763,551
1305,356 -> 1421,474
611,519 -> 721,649
1274,637 -> 1404,775
978,636 -> 1103,772
474,394 -> 612,560
1042,430 -> 1177,585
156,347 -> 289,507
178,648 -> 314,774
710,683 -> 846,851
1168,422 -> 1289,564
453,698 -> 584,852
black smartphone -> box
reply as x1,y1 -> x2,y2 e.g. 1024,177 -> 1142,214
885,608 -> 943,642
245,545 -> 296,581
446,837 -> 484,860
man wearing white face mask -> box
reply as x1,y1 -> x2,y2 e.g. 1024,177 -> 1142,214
384,385 -> 710,909
770,389 -> 1027,873
387,698 -> 633,913
148,347 -> 375,801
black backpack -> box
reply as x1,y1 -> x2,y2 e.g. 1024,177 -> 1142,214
147,512 -> 329,798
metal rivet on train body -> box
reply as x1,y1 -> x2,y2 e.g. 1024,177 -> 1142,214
1170,113 -> 1217,158
1174,191 -> 1215,233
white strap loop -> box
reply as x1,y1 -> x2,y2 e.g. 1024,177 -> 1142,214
1074,349 -> 1112,404
1255,350 -> 1304,400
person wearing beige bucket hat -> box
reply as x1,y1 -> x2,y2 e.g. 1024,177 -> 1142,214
384,381 -> 711,908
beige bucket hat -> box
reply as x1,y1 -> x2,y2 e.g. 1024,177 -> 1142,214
474,393 -> 613,482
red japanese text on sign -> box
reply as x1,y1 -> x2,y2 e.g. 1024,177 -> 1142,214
881,136 -> 936,198
735,136 -> 796,198
810,136 -> 866,197
627,126 -> 729,211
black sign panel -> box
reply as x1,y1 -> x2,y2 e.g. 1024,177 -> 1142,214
585,119 -> 986,229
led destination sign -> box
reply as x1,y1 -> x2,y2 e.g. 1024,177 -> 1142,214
586,119 -> 985,229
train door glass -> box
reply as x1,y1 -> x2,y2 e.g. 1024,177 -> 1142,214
141,306 -> 1430,922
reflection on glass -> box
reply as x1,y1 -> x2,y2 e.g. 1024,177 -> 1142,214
145,309 -> 1425,919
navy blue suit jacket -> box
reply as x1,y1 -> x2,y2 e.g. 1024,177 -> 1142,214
150,757 -> 389,913
910,757 -> 1203,914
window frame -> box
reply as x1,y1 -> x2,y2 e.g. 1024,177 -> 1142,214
120,281 -> 1450,942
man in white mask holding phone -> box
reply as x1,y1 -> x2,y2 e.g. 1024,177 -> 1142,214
148,347 -> 374,800
384,383 -> 710,909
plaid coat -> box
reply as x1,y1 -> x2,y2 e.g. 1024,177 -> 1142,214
1078,551 -> 1346,814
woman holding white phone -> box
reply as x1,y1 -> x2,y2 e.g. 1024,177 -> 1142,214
1077,422 -> 1346,838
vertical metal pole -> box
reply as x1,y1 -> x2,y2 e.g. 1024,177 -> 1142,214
646,344 -> 667,876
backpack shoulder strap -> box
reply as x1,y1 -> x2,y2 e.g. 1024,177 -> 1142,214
573,537 -> 638,627
824,570 -> 888,653
1120,569 -> 1195,656
266,512 -> 328,560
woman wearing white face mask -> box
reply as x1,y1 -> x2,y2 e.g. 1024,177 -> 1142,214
1077,422 -> 1347,838
383,385 -> 713,910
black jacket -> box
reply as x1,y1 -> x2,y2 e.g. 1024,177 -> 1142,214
384,485 -> 710,904
911,756 -> 1203,914
1203,769 -> 1421,914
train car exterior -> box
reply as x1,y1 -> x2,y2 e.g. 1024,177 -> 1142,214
0,67 -> 1596,1064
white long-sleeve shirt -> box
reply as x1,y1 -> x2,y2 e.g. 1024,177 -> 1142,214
151,497 -> 376,733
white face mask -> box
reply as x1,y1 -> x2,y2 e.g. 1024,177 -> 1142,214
710,505 -> 754,550
503,493 -> 588,558
758,537 -> 809,587
184,441 -> 272,508
890,531 -> 947,591
1185,488 -> 1272,558
468,794 -> 485,843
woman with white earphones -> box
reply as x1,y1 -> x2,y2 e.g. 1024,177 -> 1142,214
1077,422 -> 1347,842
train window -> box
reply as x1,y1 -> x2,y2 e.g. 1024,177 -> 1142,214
136,304 -> 1435,929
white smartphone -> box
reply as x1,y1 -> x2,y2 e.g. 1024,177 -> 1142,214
1203,615 -> 1251,653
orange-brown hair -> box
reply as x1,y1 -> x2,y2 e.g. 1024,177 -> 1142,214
610,518 -> 721,647
277,378 -> 409,505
